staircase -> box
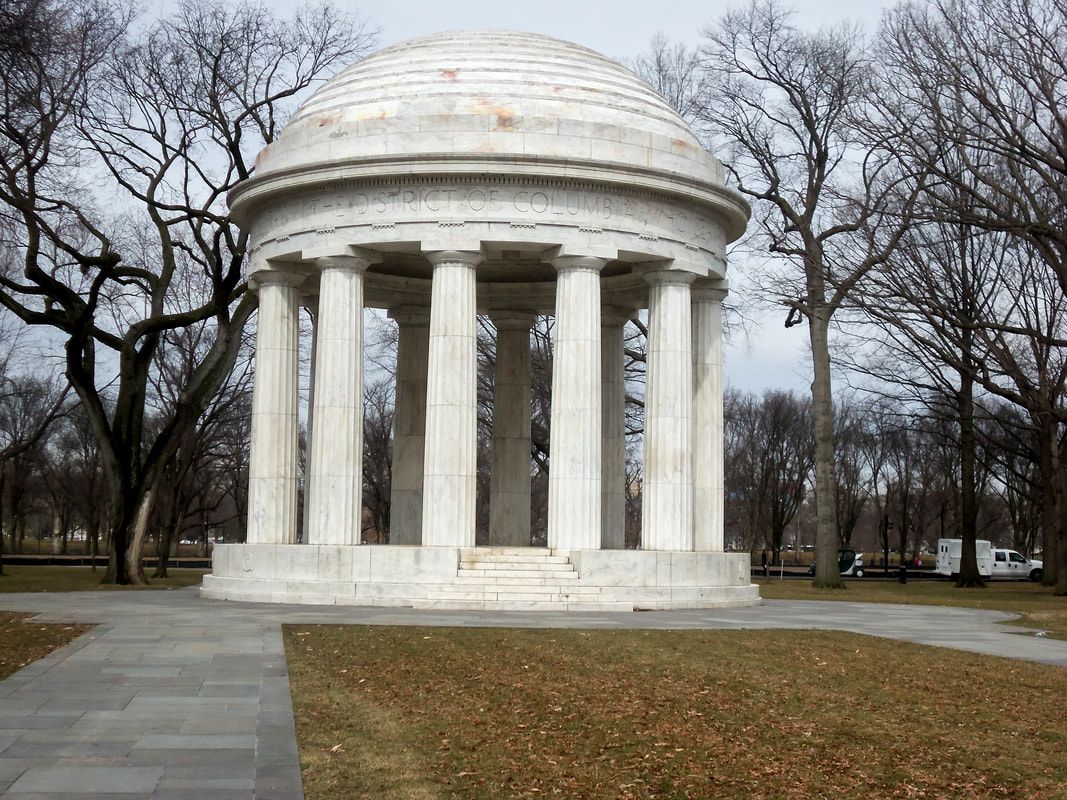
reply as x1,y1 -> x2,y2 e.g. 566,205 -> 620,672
413,547 -> 635,611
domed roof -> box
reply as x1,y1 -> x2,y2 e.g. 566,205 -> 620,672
252,29 -> 724,187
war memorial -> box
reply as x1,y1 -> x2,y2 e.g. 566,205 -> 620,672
202,29 -> 759,610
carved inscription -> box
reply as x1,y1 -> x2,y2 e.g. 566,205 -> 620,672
341,186 -> 627,221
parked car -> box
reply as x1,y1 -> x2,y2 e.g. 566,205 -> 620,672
991,548 -> 1043,582
808,548 -> 865,578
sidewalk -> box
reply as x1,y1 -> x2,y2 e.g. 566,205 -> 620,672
1,590 -> 1065,798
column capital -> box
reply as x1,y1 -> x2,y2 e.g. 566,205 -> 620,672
424,249 -> 485,268
644,269 -> 698,288
301,244 -> 381,268
314,254 -> 375,273
550,255 -> 608,274
252,269 -> 306,291
601,305 -> 633,328
489,309 -> 537,330
388,304 -> 431,327
692,279 -> 730,303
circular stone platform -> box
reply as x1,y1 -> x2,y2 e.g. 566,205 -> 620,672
202,29 -> 758,611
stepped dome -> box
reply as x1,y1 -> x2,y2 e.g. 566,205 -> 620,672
245,29 -> 727,204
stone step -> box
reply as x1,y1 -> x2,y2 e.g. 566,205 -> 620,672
459,560 -> 574,571
455,575 -> 595,588
460,554 -> 571,567
461,554 -> 572,564
453,581 -> 603,595
457,568 -> 578,580
413,598 -> 637,612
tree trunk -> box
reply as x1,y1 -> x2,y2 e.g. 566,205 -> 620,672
1035,415 -> 1060,589
808,309 -> 844,589
0,471 -> 5,577
956,374 -> 983,587
124,484 -> 159,585
154,519 -> 174,579
1052,434 -> 1066,596
90,523 -> 98,573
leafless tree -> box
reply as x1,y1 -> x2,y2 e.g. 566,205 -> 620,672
697,0 -> 916,586
362,378 -> 393,542
878,0 -> 1067,592
626,33 -> 707,128
724,388 -> 814,564
0,0 -> 376,582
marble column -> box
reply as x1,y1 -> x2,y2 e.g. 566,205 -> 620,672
642,271 -> 696,551
488,311 -> 535,547
421,250 -> 482,548
601,307 -> 629,549
305,255 -> 372,546
300,300 -> 318,544
692,285 -> 727,552
547,256 -> 606,552
388,306 -> 430,545
247,271 -> 304,545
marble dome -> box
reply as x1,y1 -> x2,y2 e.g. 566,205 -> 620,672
241,29 -> 734,230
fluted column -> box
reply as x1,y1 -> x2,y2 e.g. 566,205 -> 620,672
247,271 -> 304,545
693,285 -> 727,552
305,255 -> 373,546
642,271 -> 696,551
421,250 -> 482,548
388,306 -> 430,545
489,311 -> 535,547
601,307 -> 629,549
300,300 -> 318,544
547,256 -> 606,551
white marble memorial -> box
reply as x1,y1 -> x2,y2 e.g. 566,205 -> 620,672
202,29 -> 758,610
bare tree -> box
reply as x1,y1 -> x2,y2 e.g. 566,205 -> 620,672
697,0 -> 915,587
879,0 -> 1067,592
724,388 -> 814,563
626,33 -> 707,127
0,0 -> 375,582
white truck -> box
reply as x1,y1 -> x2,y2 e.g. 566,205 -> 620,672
935,539 -> 993,578
991,548 -> 1043,582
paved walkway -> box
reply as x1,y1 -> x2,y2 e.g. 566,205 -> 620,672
1,589 -> 1065,799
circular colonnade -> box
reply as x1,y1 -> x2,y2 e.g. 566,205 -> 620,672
202,29 -> 759,610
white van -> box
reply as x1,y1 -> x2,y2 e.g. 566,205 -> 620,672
935,539 -> 993,578
991,548 -> 1043,582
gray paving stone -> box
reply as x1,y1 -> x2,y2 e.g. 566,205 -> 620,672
157,777 -> 253,791
8,765 -> 161,793
125,749 -> 254,767
0,758 -> 31,782
133,735 -> 255,750
0,715 -> 78,731
160,765 -> 254,781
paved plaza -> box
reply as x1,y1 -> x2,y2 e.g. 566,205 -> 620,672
1,589 -> 1065,798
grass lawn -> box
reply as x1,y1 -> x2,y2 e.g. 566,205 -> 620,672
0,612 -> 92,680
0,565 -> 206,593
285,625 -> 1067,800
756,578 -> 1067,639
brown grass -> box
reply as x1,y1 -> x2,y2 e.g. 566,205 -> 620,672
0,611 -> 92,680
0,565 -> 205,593
756,578 -> 1067,638
285,625 -> 1067,800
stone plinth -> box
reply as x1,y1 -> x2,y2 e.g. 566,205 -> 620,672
203,544 -> 759,610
